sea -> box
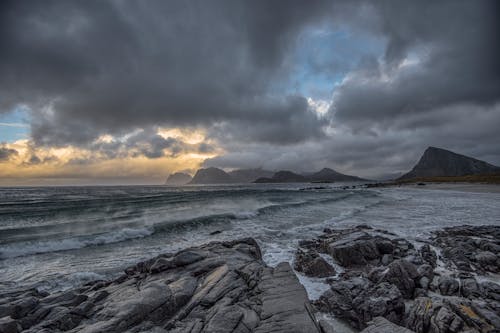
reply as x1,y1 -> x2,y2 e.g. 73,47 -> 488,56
1,183 -> 500,301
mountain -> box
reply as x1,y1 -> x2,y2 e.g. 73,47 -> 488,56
189,167 -> 236,184
309,168 -> 367,182
228,168 -> 274,183
254,170 -> 307,183
164,172 -> 192,185
399,146 -> 500,180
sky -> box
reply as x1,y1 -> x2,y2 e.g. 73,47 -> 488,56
0,0 -> 499,185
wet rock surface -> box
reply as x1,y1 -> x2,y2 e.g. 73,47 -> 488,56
0,238 -> 320,333
299,225 -> 500,332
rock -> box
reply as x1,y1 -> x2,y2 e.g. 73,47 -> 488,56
405,296 -> 500,333
381,254 -> 393,265
475,251 -> 497,265
481,281 -> 500,302
419,277 -> 430,290
172,250 -> 206,266
419,244 -> 437,267
255,262 -> 321,333
417,264 -> 434,280
327,231 -> 381,266
375,239 -> 394,255
361,316 -> 415,333
369,259 -> 419,299
460,278 -> 482,299
294,249 -> 336,278
405,297 -> 462,333
318,319 -> 336,333
0,238 -> 320,333
149,257 -> 175,273
432,225 -> 500,274
316,278 -> 405,329
0,317 -> 21,333
438,276 -> 459,296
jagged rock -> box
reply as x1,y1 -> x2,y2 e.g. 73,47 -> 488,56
432,225 -> 500,274
405,298 -> 461,333
481,281 -> 500,302
438,276 -> 459,296
361,316 -> 415,333
369,259 -> 420,299
315,277 -> 405,329
0,238 -> 320,333
294,249 -> 336,278
405,296 -> 500,333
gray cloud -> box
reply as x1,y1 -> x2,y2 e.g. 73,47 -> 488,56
331,0 -> 500,128
0,0 -> 499,178
0,0 -> 331,147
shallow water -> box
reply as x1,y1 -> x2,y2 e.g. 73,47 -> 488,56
1,184 -> 499,298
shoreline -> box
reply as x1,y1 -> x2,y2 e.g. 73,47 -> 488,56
2,224 -> 499,333
408,182 -> 500,193
362,181 -> 500,194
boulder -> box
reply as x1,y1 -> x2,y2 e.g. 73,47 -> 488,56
294,249 -> 336,278
316,278 -> 405,329
369,259 -> 420,299
438,276 -> 459,296
326,231 -> 382,266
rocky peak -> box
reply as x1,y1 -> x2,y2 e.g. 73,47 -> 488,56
399,146 -> 500,180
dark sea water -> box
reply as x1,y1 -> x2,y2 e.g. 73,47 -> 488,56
1,184 -> 499,299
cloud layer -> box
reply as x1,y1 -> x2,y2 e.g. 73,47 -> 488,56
0,0 -> 499,183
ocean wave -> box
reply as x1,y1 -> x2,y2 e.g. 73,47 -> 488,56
0,227 -> 153,259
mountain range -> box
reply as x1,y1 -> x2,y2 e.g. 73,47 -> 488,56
170,167 -> 368,185
165,146 -> 500,185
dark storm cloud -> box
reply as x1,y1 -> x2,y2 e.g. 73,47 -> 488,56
0,146 -> 18,161
0,0 -> 331,146
331,0 -> 500,127
208,96 -> 328,144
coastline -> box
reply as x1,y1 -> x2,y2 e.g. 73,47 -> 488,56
2,224 -> 499,333
398,182 -> 500,194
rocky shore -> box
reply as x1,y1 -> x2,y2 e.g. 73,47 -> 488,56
0,225 -> 499,333
301,225 -> 500,333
